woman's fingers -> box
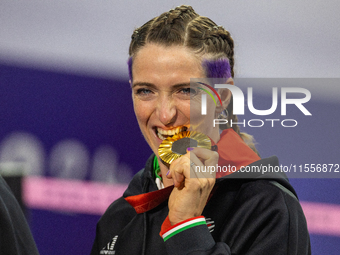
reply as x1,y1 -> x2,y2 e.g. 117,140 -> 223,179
166,147 -> 218,187
169,157 -> 188,188
189,147 -> 218,180
190,147 -> 219,171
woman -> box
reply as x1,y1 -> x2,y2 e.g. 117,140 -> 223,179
91,5 -> 310,255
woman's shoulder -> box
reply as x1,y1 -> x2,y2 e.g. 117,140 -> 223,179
206,170 -> 310,254
99,154 -> 156,222
213,155 -> 302,214
123,154 -> 156,197
237,178 -> 300,209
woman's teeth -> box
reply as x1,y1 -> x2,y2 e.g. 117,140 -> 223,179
157,127 -> 186,140
157,133 -> 167,140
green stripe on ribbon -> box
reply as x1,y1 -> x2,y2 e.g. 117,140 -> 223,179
163,221 -> 206,241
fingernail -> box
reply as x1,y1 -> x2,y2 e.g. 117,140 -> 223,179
166,170 -> 170,176
187,147 -> 194,151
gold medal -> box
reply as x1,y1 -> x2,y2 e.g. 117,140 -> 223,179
158,131 -> 211,167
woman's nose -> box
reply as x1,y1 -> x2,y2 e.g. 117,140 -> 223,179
157,96 -> 176,125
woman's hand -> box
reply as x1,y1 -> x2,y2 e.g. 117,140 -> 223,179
166,147 -> 218,225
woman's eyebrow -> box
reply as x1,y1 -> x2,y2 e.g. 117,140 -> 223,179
132,82 -> 156,89
172,83 -> 191,89
132,82 -> 192,89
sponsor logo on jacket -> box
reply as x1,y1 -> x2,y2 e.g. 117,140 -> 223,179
100,235 -> 118,255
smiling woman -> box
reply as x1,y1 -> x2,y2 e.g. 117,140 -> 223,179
131,44 -> 206,174
91,5 -> 311,255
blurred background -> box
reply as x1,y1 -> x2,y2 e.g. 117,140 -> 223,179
0,0 -> 339,254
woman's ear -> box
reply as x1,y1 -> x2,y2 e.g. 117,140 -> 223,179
215,78 -> 233,113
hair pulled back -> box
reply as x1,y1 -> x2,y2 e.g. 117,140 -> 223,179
129,5 -> 258,154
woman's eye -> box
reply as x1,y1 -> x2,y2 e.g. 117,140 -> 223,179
179,87 -> 197,96
136,88 -> 152,95
134,88 -> 156,101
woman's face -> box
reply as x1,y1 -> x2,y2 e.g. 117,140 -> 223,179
131,44 -> 220,157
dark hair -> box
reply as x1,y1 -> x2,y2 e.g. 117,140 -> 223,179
129,5 -> 258,154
